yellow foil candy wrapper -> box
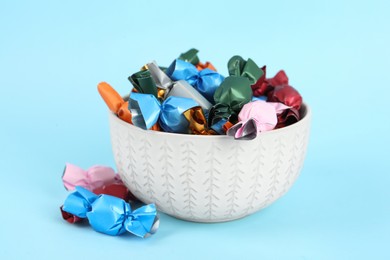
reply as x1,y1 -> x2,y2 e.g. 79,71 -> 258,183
183,107 -> 216,135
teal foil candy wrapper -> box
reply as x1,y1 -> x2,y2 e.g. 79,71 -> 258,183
147,61 -> 212,110
129,92 -> 199,133
166,59 -> 224,103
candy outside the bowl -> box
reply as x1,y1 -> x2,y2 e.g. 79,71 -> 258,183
62,163 -> 116,191
98,49 -> 304,138
62,163 -> 137,200
62,187 -> 159,237
60,163 -> 139,224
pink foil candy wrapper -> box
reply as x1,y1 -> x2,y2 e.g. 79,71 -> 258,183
62,163 -> 116,191
227,100 -> 290,140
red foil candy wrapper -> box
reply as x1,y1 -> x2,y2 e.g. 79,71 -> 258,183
93,183 -> 137,202
268,85 -> 302,110
60,206 -> 82,224
252,69 -> 292,97
275,107 -> 300,129
251,66 -> 270,96
267,70 -> 289,87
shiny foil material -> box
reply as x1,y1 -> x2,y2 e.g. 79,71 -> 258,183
62,163 -> 137,201
166,59 -> 224,103
60,182 -> 137,224
178,48 -> 200,65
178,48 -> 217,71
62,187 -> 159,237
268,70 -> 289,87
268,84 -> 302,110
128,69 -> 158,97
276,107 -> 300,129
183,107 -> 216,135
129,92 -> 199,133
97,82 -> 132,124
60,206 -> 81,224
62,163 -> 116,191
209,76 -> 253,133
147,61 -> 212,110
228,55 -> 263,85
214,76 -> 253,112
251,66 -> 270,96
196,61 -> 216,71
227,101 -> 291,140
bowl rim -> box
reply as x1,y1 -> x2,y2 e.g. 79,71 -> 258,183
108,101 -> 311,139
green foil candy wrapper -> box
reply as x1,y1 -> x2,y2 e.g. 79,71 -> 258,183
128,70 -> 158,97
214,76 -> 252,112
178,48 -> 200,65
209,76 -> 253,130
228,55 -> 263,85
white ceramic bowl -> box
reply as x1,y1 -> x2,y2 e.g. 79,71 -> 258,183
108,103 -> 311,222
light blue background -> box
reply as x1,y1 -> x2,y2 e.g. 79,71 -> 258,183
1,0 -> 389,259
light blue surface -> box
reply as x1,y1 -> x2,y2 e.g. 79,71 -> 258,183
0,0 -> 389,259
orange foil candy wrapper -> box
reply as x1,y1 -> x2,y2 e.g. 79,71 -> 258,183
183,107 -> 216,135
97,82 -> 132,124
196,61 -> 217,71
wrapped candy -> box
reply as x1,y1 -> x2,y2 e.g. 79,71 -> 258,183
268,70 -> 289,87
252,68 -> 302,124
268,84 -> 302,110
62,163 -> 137,200
93,181 -> 137,202
251,66 -> 269,96
196,61 -> 216,71
62,187 -> 159,237
62,163 -> 116,191
275,107 -> 300,129
129,92 -> 199,133
227,100 -> 290,140
178,48 -> 200,66
60,206 -> 81,224
183,107 -> 216,135
178,48 -> 217,71
128,70 -> 158,97
98,48 -> 304,138
61,163 -> 138,224
147,61 -> 212,110
228,55 -> 263,85
60,182 -> 137,224
208,76 -> 253,133
97,82 -> 132,124
166,59 -> 224,103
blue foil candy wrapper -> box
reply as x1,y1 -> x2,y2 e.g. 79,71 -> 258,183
166,59 -> 224,104
251,96 -> 267,102
129,92 -> 199,133
62,186 -> 159,238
